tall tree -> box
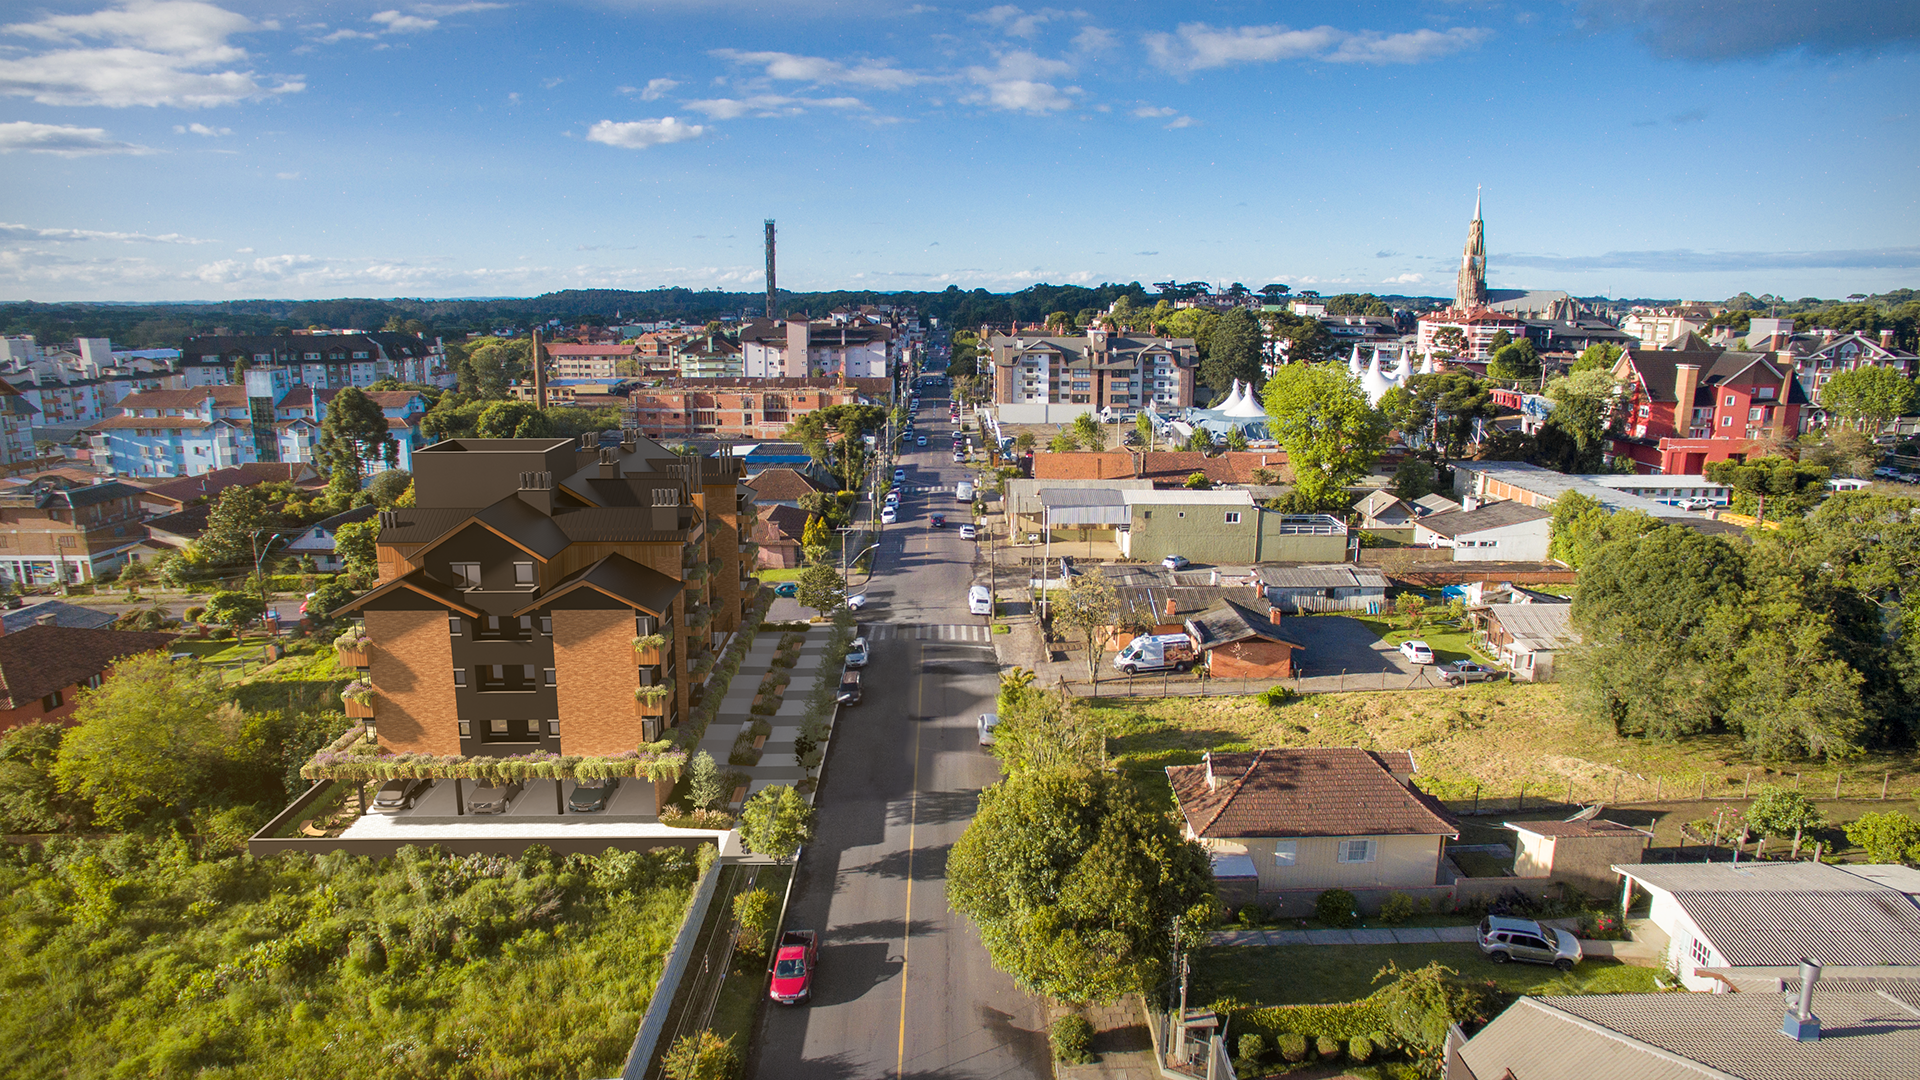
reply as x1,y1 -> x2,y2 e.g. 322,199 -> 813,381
51,654 -> 245,827
318,386 -> 397,499
1819,365 -> 1917,433
1704,456 -> 1829,522
1052,573 -> 1120,694
1486,338 -> 1541,383
1387,372 -> 1496,460
1200,308 -> 1264,394
946,768 -> 1212,1004
194,484 -> 278,567
475,400 -> 553,439
1571,342 -> 1622,373
1070,412 -> 1106,450
1537,369 -> 1624,473
1262,363 -> 1388,511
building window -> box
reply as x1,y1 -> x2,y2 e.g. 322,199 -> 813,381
543,668 -> 557,687
1274,840 -> 1297,866
452,668 -> 466,688
513,561 -> 535,586
83,673 -> 104,690
451,562 -> 481,589
1336,839 -> 1376,863
540,616 -> 553,636
42,690 -> 63,711
1724,395 -> 1736,406
548,719 -> 561,736
1721,415 -> 1733,427
1224,512 -> 1241,524
1690,939 -> 1710,966
458,720 -> 471,738
449,614 -> 463,635
489,718 -> 510,735
475,664 -> 538,692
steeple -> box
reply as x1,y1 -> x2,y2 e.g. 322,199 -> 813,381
1455,189 -> 1488,312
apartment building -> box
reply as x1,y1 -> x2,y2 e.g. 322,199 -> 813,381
177,331 -> 448,388
334,435 -> 757,757
0,476 -> 148,585
543,341 -> 639,380
985,327 -> 1199,423
1608,342 -> 1807,474
628,378 -> 887,441
738,318 -> 897,379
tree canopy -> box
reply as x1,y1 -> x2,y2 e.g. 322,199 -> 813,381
318,386 -> 397,500
1818,365 -> 1917,432
1262,363 -> 1388,511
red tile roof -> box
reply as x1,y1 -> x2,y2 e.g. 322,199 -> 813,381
1167,747 -> 1459,840
139,463 -> 318,507
0,625 -> 178,710
1031,450 -> 1290,486
746,467 -> 825,503
756,503 -> 809,542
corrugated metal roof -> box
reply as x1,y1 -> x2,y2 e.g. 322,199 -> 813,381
1620,862 -> 1920,968
1256,564 -> 1388,590
1544,991 -> 1920,1080
1490,603 -> 1581,651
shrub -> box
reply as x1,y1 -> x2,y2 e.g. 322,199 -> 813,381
1316,1035 -> 1340,1059
1348,1034 -> 1374,1063
1845,811 -> 1920,864
1277,1032 -> 1308,1063
1258,684 -> 1297,707
662,1030 -> 737,1080
1378,891 -> 1420,925
1315,888 -> 1359,928
1237,1034 -> 1266,1065
183,606 -> 205,623
1050,1015 -> 1093,1063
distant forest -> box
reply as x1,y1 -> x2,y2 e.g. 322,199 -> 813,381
2,284 -> 1915,349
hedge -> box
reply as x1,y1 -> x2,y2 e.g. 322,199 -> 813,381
301,744 -> 687,784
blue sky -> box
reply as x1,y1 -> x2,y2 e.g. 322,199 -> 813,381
1,0 -> 1917,303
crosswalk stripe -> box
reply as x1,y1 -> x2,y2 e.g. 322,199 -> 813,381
861,623 -> 990,642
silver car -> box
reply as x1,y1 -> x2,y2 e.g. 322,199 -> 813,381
1478,915 -> 1582,971
467,782 -> 523,815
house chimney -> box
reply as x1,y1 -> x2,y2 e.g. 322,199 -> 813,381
1772,360 -> 1795,442
1269,606 -> 1285,625
1672,362 -> 1700,437
1880,329 -> 1896,349
1164,596 -> 1177,620
1782,959 -> 1822,1042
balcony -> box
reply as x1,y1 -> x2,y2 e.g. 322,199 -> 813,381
342,679 -> 375,719
633,679 -> 674,718
632,628 -> 671,666
333,627 -> 370,669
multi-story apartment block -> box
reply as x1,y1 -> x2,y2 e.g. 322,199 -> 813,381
543,341 -> 639,380
0,381 -> 37,467
985,327 -> 1198,423
1414,308 -> 1529,363
1607,342 -> 1807,474
334,435 -> 757,758
0,476 -> 148,584
1796,330 -> 1918,417
177,331 -> 448,388
738,318 -> 896,379
628,378 -> 888,441
673,332 -> 745,379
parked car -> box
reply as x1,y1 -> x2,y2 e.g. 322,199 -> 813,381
916,434 -> 928,446
845,593 -> 867,611
881,504 -> 898,524
770,929 -> 819,1004
977,712 -> 1000,746
1161,554 -> 1190,570
968,584 -> 993,615
1676,496 -> 1718,510
884,489 -> 900,505
372,778 -> 431,813
959,524 -> 976,540
836,671 -> 863,704
773,581 -> 798,597
568,778 -> 619,813
1478,915 -> 1582,971
845,636 -> 869,668
931,512 -> 946,527
1399,639 -> 1435,665
953,451 -> 966,463
1441,661 -> 1505,685
467,782 -> 523,815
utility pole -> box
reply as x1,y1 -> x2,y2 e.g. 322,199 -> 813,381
764,219 -> 777,320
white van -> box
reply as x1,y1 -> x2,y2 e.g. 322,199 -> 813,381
956,480 -> 975,502
967,585 -> 992,616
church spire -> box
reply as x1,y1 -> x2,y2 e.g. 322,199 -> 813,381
1456,189 -> 1488,312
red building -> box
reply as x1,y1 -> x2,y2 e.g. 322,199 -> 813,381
1607,340 -> 1807,474
0,623 -> 178,732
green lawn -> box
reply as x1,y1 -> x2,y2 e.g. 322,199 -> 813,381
1345,613 -> 1496,666
1193,943 -> 1660,1008
755,567 -> 804,583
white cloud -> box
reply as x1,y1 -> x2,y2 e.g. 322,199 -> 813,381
0,1 -> 303,108
0,121 -> 154,155
962,50 -> 1077,113
972,5 -> 1060,39
633,77 -> 678,101
275,171 -> 300,179
1072,26 -> 1116,53
1163,115 -> 1195,129
0,221 -> 210,243
1382,272 -> 1426,284
370,11 -> 440,33
685,94 -> 867,119
1132,105 -> 1176,118
412,2 -> 507,15
173,122 -> 231,136
1145,22 -> 1488,74
710,49 -> 921,90
585,117 -> 707,149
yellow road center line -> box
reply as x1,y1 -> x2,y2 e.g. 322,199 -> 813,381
896,640 -> 924,1078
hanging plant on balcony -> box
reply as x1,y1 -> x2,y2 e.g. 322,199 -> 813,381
333,626 -> 371,649
341,679 -> 374,706
687,606 -> 712,629
631,631 -> 670,652
302,743 -> 688,783
706,558 -> 723,575
634,679 -> 674,703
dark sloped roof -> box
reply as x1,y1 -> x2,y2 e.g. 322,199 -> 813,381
758,503 -> 809,542
1186,598 -> 1305,650
526,552 -> 683,615
745,467 -> 825,503
140,463 -> 313,506
1167,748 -> 1459,840
471,496 -> 573,559
0,625 -> 177,709
2,600 -> 116,634
1415,500 -> 1552,538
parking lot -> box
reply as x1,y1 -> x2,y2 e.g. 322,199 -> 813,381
342,776 -> 657,829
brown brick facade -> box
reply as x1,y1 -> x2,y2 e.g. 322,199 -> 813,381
366,608 -> 459,754
552,608 -> 644,755
1205,639 -> 1297,680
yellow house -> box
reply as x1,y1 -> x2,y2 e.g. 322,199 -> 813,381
1168,748 -> 1460,914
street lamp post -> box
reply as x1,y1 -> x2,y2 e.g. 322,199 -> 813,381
251,529 -> 287,609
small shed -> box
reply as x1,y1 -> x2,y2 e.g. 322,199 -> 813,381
1186,599 -> 1305,679
1484,604 -> 1580,682
1354,490 -> 1415,529
1257,563 -> 1388,614
1506,815 -> 1651,896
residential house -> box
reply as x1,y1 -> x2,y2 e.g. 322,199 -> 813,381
1481,601 -> 1580,682
743,467 -> 826,509
1030,487 -> 1349,564
1505,815 -> 1651,896
1185,599 -> 1304,679
1094,563 -> 1264,644
143,505 -> 211,549
284,504 -> 379,572
136,462 -> 320,516
1452,461 -> 1741,533
334,435 -> 756,757
628,378 -> 887,441
1413,492 -> 1463,516
1167,748 -> 1459,913
1614,862 -> 1920,991
1453,987 -> 1920,1080
1608,339 -> 1808,474
1353,490 -> 1416,530
2,600 -> 115,633
0,379 -> 40,467
1799,330 -> 1919,422
1412,500 -> 1554,561
986,327 -> 1200,423
672,331 -> 744,379
1620,308 -> 1709,348
1256,563 -> 1388,614
751,503 -> 809,569
0,623 -> 178,732
0,476 -> 148,585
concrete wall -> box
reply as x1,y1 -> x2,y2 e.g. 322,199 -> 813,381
996,401 -> 1094,425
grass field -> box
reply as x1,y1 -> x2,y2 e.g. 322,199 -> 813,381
1193,943 -> 1661,1008
755,567 -> 804,583
1086,682 -> 1920,816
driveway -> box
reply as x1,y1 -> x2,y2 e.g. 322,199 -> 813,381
1284,615 -> 1419,680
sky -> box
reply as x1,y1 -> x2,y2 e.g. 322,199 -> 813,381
1,0 -> 1917,304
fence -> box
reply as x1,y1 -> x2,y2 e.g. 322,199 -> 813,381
621,853 -> 725,1080
1426,765 -> 1919,817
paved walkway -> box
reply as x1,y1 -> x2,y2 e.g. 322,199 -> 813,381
1053,996 -> 1165,1080
694,627 -> 825,805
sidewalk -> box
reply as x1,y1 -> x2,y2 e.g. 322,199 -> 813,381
1052,996 -> 1164,1080
695,627 -> 820,804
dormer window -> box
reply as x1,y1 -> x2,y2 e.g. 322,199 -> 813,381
451,562 -> 481,589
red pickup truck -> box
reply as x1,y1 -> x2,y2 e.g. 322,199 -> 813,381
769,929 -> 818,1005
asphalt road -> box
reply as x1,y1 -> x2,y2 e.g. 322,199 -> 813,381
749,383 -> 1050,1079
